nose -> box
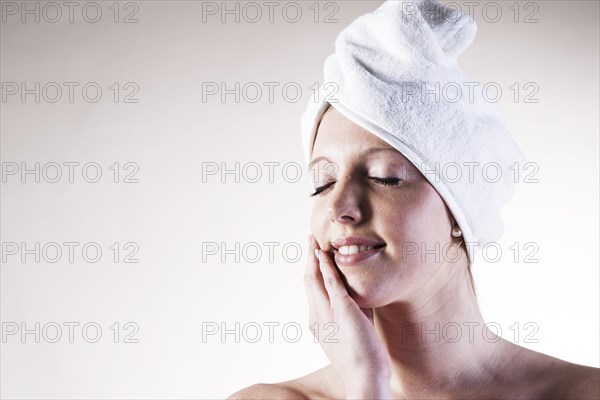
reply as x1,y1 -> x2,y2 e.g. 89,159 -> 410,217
327,177 -> 365,224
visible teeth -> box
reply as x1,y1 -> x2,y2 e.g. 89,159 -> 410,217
338,245 -> 377,255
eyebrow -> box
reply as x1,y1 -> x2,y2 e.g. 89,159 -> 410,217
308,147 -> 402,169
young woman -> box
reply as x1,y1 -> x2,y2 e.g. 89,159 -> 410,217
229,104 -> 599,400
229,0 -> 599,398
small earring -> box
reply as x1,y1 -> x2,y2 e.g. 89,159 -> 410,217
451,226 -> 462,238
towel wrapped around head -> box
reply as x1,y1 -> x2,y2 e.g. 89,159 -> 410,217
300,0 -> 527,263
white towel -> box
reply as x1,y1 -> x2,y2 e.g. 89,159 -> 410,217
300,0 -> 527,263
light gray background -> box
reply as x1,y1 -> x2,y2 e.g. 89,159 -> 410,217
1,1 -> 598,398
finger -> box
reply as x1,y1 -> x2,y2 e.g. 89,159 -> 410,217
304,235 -> 330,309
316,249 -> 351,303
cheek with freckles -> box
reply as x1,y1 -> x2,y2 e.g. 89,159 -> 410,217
348,184 -> 453,306
377,182 -> 449,254
387,187 -> 452,281
309,208 -> 327,251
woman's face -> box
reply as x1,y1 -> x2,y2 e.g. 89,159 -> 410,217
309,107 -> 457,308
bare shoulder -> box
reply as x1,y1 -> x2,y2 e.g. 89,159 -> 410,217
495,343 -> 599,400
227,364 -> 342,400
550,362 -> 600,399
527,349 -> 600,400
226,383 -> 309,400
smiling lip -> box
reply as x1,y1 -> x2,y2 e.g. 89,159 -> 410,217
334,247 -> 385,266
329,236 -> 386,267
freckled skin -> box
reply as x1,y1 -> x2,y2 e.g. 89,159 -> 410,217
309,106 -> 462,309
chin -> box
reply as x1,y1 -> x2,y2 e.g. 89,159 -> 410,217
343,278 -> 395,309
350,293 -> 392,309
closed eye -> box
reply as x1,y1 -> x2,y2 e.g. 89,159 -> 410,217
309,177 -> 402,197
370,177 -> 402,186
309,181 -> 334,197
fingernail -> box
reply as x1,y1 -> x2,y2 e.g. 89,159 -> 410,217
314,249 -> 319,260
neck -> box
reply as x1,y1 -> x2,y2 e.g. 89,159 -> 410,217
373,260 -> 516,398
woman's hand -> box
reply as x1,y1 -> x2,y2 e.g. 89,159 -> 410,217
304,234 -> 392,399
